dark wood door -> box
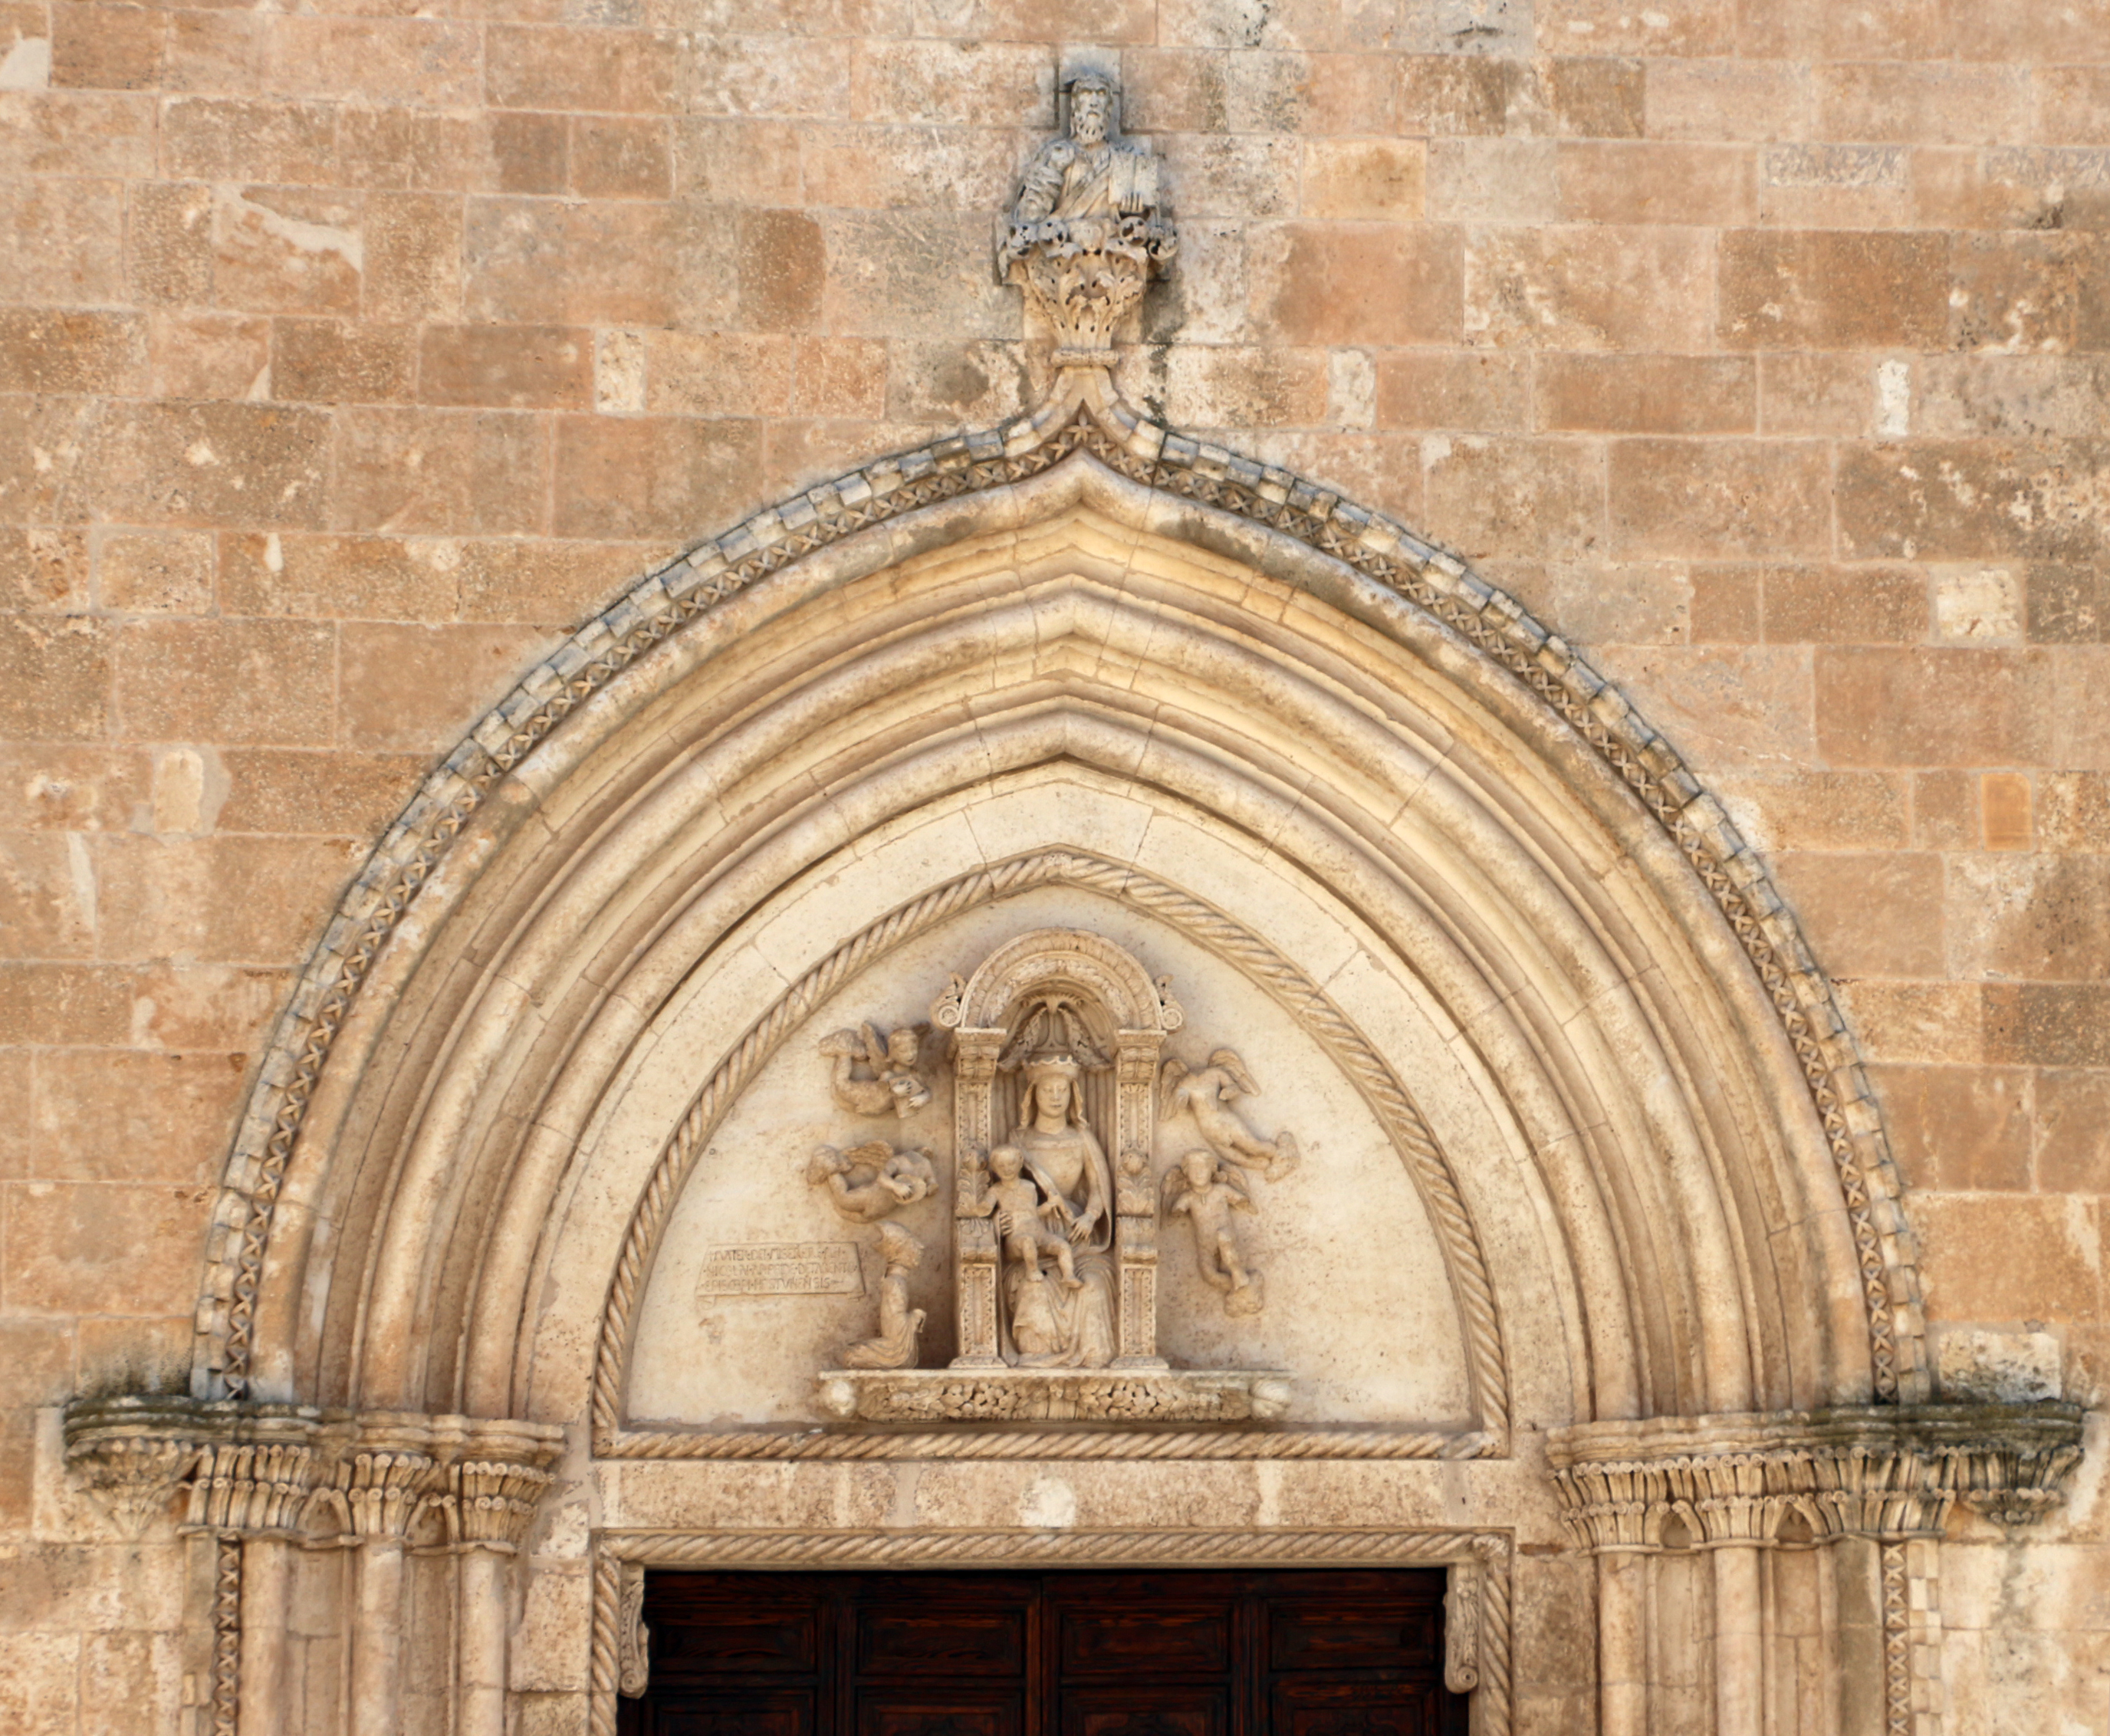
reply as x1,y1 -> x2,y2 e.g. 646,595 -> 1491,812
623,1569 -> 1465,1736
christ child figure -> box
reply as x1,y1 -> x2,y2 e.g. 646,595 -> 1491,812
972,1144 -> 1084,1291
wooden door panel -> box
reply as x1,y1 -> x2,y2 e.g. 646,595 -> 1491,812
1060,1686 -> 1229,1736
653,1688 -> 817,1735
856,1606 -> 1027,1676
633,1566 -> 1463,1736
853,1692 -> 1023,1736
652,1608 -> 820,1676
1266,1603 -> 1442,1673
1057,1605 -> 1231,1677
1269,1680 -> 1438,1736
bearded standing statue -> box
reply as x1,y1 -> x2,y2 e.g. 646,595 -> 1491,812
998,71 -> 1177,357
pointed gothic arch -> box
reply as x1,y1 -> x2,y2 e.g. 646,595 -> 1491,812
67,388 -> 2086,1736
191,398 -> 1924,1424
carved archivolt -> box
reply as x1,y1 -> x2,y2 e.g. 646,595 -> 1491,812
590,850 -> 1510,1448
192,394 -> 1925,1412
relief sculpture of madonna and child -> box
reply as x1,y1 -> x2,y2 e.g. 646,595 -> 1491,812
811,928 -> 1300,1425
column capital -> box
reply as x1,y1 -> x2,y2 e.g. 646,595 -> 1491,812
1546,1402 -> 2085,1553
64,1396 -> 564,1547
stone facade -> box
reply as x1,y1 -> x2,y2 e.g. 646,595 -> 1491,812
3,2 -> 2109,1732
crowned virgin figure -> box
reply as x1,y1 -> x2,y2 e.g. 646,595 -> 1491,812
1003,1050 -> 1119,1368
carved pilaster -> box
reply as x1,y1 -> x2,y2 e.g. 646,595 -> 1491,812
1112,1036 -> 1168,1369
947,1022 -> 1004,1367
446,1422 -> 564,1736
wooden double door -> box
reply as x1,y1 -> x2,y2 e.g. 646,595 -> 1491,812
624,1568 -> 1467,1736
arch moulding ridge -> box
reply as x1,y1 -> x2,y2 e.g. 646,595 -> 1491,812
189,388 -> 1928,1411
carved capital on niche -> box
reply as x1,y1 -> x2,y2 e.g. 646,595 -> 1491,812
1547,1402 -> 2086,1552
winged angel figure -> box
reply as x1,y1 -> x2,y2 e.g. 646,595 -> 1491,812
1158,1049 -> 1300,1182
819,1021 -> 934,1119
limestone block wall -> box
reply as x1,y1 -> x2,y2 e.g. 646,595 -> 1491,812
1,0 -> 2107,1728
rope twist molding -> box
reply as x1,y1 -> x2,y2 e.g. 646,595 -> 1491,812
590,850 -> 1510,1448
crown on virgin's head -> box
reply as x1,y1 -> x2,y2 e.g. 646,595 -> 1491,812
1024,1051 -> 1083,1080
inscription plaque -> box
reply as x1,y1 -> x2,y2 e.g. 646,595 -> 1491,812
698,1242 -> 863,1300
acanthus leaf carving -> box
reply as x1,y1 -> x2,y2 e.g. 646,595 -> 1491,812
62,1396 -> 209,1538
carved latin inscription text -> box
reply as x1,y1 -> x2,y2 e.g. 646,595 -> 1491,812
698,1243 -> 863,1299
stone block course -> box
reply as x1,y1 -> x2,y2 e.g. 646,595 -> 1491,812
1534,353 -> 1756,434
114,618 -> 335,746
1467,225 -> 1714,352
327,406 -> 550,535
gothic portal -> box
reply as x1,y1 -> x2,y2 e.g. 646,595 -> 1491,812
56,63 -> 2085,1736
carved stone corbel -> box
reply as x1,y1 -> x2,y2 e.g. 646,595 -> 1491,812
1443,1558 -> 1481,1693
63,1395 -> 212,1537
997,72 -> 1176,362
617,1560 -> 650,1699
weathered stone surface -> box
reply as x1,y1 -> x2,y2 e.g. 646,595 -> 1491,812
4,10 -> 2109,1734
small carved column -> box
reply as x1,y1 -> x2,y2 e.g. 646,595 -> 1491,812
181,1420 -> 323,1736
1111,1032 -> 1167,1369
342,1419 -> 442,1736
948,1030 -> 1004,1368
1550,1404 -> 2086,1736
451,1426 -> 562,1736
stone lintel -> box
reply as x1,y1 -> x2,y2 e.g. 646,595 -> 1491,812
814,1368 -> 1294,1424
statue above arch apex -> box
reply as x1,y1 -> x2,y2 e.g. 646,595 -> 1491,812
999,70 -> 1177,360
